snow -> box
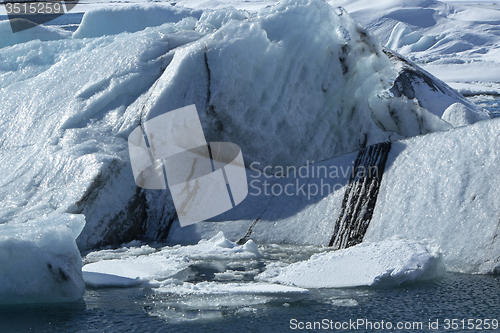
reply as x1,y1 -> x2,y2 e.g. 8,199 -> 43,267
0,214 -> 85,304
256,239 -> 444,288
332,0 -> 500,95
73,4 -> 203,38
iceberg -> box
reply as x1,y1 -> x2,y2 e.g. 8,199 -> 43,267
0,214 -> 85,304
0,0 -> 495,303
256,239 -> 444,288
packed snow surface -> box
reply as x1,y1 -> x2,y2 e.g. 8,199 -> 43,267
256,239 -> 444,288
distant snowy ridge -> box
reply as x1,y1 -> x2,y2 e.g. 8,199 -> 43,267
332,0 -> 500,95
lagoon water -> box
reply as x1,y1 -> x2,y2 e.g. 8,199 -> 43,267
1,244 -> 500,333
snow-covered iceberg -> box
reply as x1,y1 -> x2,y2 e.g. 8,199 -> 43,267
0,0 -> 493,303
256,239 -> 444,288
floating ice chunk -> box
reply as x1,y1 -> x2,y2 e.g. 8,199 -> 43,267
159,232 -> 261,259
84,244 -> 157,264
331,299 -> 358,307
73,4 -> 203,38
195,8 -> 250,33
0,214 -> 85,304
257,239 -> 444,288
213,269 -> 259,281
82,271 -> 145,288
155,280 -> 309,295
147,280 -> 308,323
442,102 -> 489,127
0,19 -> 71,49
82,255 -> 191,280
82,232 -> 260,286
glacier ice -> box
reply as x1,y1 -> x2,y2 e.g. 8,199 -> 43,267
0,214 -> 85,304
256,239 -> 444,288
0,19 -> 71,49
0,0 -> 495,304
0,0 -> 480,251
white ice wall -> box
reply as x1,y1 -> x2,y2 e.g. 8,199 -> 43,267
366,118 -> 500,274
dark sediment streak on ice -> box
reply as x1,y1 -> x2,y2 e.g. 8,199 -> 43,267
329,142 -> 391,249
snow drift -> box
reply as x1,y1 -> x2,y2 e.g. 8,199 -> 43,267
332,0 -> 500,95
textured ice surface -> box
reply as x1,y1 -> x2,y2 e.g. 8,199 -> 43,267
366,117 -> 500,274
256,239 -> 444,288
333,0 -> 500,95
0,214 -> 85,304
139,0 -> 457,172
0,19 -> 71,48
0,0 -> 479,254
82,232 -> 260,286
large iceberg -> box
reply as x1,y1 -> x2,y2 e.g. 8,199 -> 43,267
0,0 -> 493,303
